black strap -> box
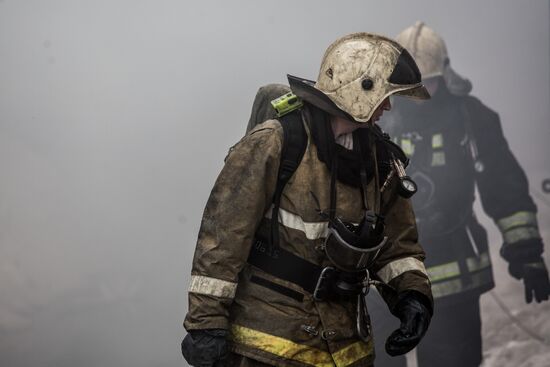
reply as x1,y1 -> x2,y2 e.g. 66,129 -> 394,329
248,238 -> 323,294
269,110 -> 307,250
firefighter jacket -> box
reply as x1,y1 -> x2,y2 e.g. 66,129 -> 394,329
383,86 -> 542,300
183,107 -> 433,367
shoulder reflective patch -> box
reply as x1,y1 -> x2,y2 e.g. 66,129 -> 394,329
230,324 -> 373,367
502,226 -> 541,245
188,275 -> 237,299
265,206 -> 329,240
377,257 -> 428,284
497,211 -> 538,233
431,151 -> 446,166
431,133 -> 443,149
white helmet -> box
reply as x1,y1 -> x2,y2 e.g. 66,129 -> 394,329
396,22 -> 472,95
289,32 -> 430,123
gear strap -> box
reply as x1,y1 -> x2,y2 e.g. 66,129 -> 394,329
269,110 -> 307,250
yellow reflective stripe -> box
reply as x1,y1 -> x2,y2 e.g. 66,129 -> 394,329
432,133 -> 443,149
427,252 -> 492,282
377,257 -> 428,284
265,206 -> 329,240
432,268 -> 493,298
497,211 -> 538,232
502,226 -> 540,245
332,340 -> 373,367
427,261 -> 460,282
401,138 -> 414,156
230,324 -> 335,367
431,151 -> 446,166
230,325 -> 373,367
188,275 -> 237,298
466,252 -> 491,272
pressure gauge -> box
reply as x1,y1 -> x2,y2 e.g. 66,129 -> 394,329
391,155 -> 418,199
399,176 -> 417,198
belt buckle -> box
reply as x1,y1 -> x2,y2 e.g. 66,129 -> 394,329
313,267 -> 336,301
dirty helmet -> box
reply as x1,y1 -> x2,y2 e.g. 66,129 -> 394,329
396,21 -> 472,96
288,32 -> 430,123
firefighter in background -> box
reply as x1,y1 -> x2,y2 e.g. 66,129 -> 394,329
369,22 -> 550,367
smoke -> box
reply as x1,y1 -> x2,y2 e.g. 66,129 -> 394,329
0,1 -> 548,366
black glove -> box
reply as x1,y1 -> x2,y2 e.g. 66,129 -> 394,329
385,291 -> 432,356
181,329 -> 228,367
509,257 -> 550,303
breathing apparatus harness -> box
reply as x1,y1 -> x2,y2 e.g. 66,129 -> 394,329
247,93 -> 414,306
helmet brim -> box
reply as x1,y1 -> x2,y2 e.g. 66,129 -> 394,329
287,74 -> 358,122
394,84 -> 431,100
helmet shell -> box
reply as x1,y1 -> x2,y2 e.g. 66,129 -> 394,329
289,32 -> 430,123
397,22 -> 472,95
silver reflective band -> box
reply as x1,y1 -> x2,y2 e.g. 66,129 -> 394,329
497,211 -> 538,233
427,261 -> 460,282
431,268 -> 493,298
427,252 -> 491,283
265,206 -> 329,240
466,252 -> 491,272
189,275 -> 237,299
377,257 -> 428,284
502,226 -> 541,245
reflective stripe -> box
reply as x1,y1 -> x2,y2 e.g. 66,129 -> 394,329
432,133 -> 443,149
431,267 -> 493,298
466,252 -> 491,272
497,211 -> 538,232
502,226 -> 540,245
231,324 -> 334,366
427,261 -> 460,282
427,252 -> 492,283
230,324 -> 372,367
188,275 -> 237,298
431,151 -> 446,166
377,257 -> 428,284
332,339 -> 373,367
401,138 -> 414,156
266,206 -> 329,240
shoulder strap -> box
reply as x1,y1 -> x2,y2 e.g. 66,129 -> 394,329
269,110 -> 307,250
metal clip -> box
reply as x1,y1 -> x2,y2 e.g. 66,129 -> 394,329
300,325 -> 319,336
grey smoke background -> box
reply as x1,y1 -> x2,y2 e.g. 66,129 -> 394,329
0,1 -> 548,366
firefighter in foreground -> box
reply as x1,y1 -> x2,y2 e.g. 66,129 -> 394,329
181,33 -> 434,367
369,22 -> 550,367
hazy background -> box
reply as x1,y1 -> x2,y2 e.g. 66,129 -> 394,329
0,1 -> 549,366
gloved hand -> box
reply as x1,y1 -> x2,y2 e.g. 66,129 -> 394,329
385,291 -> 432,356
509,257 -> 550,303
181,329 -> 228,367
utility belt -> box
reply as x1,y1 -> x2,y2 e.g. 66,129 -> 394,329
247,238 -> 370,302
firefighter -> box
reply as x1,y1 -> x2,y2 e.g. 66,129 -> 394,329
181,33 -> 434,367
370,22 -> 550,367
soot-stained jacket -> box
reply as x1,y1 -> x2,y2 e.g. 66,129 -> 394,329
183,107 -> 432,367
